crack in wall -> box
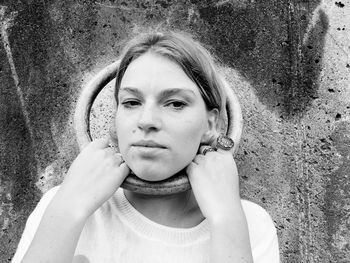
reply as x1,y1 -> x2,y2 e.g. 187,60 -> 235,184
0,6 -> 34,147
296,123 -> 313,262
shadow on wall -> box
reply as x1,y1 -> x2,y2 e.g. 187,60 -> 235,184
190,1 -> 328,118
1,1 -> 80,210
0,1 -> 92,260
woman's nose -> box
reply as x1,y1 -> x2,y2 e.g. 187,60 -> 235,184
137,104 -> 161,132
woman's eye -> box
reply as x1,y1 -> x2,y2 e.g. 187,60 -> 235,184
121,100 -> 141,108
166,101 -> 187,110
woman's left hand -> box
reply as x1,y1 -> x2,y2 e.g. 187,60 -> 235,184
186,144 -> 241,223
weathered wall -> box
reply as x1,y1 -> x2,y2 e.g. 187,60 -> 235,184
1,0 -> 349,262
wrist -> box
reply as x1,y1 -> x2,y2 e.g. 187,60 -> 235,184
207,201 -> 246,227
48,191 -> 91,223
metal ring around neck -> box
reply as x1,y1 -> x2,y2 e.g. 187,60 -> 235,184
74,60 -> 243,195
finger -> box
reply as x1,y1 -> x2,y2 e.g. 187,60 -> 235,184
193,154 -> 205,164
118,162 -> 130,178
104,149 -> 124,164
198,145 -> 216,155
87,137 -> 110,150
114,153 -> 125,164
186,162 -> 196,177
104,146 -> 118,156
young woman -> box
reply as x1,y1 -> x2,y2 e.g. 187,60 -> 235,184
12,31 -> 279,263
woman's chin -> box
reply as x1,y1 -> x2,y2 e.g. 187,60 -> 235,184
132,170 -> 169,182
130,167 -> 180,182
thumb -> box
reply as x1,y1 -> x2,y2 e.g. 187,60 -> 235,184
118,162 -> 130,179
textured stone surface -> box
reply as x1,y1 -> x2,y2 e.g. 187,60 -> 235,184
1,0 -> 349,262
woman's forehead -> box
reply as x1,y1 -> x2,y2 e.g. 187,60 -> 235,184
120,52 -> 201,96
119,87 -> 197,99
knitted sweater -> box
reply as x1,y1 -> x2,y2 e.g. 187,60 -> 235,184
12,186 -> 280,263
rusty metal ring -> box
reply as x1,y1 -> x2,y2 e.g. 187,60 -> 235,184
74,60 -> 243,195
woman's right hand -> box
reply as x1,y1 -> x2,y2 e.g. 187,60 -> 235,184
54,138 -> 130,220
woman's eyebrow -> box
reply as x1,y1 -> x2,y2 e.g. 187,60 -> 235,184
158,88 -> 196,100
119,87 -> 196,99
119,87 -> 142,97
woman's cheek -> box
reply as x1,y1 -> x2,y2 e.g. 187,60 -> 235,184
182,119 -> 206,146
173,128 -> 203,163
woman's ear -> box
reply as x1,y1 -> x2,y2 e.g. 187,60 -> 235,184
200,108 -> 219,145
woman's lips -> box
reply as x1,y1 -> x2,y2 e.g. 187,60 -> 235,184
132,146 -> 166,157
132,140 -> 167,148
131,140 -> 167,157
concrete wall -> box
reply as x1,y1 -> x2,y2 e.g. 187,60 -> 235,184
1,0 -> 349,262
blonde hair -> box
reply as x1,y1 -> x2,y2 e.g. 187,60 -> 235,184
114,30 -> 225,116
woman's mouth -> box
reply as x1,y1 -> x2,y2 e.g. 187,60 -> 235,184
132,140 -> 167,148
131,140 -> 167,157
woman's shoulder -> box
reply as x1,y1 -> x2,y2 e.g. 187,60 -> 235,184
241,199 -> 277,236
36,186 -> 61,208
26,186 -> 61,222
241,199 -> 275,223
240,199 -> 279,261
40,185 -> 61,199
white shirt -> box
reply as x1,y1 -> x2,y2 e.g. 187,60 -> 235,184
12,186 -> 280,263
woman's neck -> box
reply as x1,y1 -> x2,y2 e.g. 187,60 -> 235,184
123,189 -> 205,228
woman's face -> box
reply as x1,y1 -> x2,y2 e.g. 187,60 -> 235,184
115,52 -> 217,181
